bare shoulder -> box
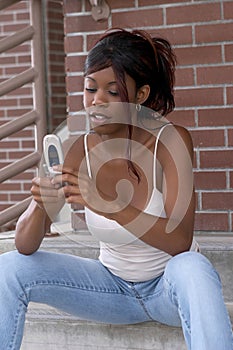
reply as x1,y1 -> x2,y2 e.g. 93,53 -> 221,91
161,123 -> 193,157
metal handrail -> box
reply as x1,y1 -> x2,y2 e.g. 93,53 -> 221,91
0,152 -> 41,183
0,68 -> 37,96
0,0 -> 46,227
0,110 -> 38,140
0,25 -> 34,53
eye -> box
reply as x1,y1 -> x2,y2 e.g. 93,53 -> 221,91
85,87 -> 97,93
109,90 -> 119,96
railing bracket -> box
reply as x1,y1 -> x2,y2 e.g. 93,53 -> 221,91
89,0 -> 110,22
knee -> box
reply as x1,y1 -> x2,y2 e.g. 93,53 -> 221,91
0,250 -> 39,279
165,252 -> 221,287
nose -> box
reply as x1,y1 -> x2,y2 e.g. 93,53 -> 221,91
92,89 -> 108,106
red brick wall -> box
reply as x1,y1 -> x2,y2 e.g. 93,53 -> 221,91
0,0 -> 66,230
64,0 -> 233,233
0,0 -> 34,226
46,0 -> 66,131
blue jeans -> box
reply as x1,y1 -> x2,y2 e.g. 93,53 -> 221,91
0,250 -> 232,350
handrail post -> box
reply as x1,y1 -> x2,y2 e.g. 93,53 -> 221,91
30,0 -> 47,155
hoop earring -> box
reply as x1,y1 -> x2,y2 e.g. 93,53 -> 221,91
136,104 -> 141,112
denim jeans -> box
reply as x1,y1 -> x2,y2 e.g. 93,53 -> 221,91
0,250 -> 232,350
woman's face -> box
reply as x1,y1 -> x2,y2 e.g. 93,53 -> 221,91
83,66 -> 138,135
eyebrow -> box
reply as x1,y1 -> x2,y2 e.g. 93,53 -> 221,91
85,77 -> 117,85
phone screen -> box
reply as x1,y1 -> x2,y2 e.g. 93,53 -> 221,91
48,145 -> 60,167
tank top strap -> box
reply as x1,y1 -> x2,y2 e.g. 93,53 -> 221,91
84,133 -> 92,179
152,123 -> 172,188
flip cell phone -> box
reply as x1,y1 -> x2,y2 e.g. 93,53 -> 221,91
43,134 -> 64,177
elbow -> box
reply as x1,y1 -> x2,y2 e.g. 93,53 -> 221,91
15,243 -> 38,256
15,236 -> 39,256
16,246 -> 38,255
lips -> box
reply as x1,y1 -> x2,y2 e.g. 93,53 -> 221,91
89,113 -> 111,126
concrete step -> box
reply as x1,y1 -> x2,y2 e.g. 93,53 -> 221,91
20,301 -> 233,350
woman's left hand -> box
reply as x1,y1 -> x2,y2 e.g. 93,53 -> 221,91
52,165 -> 125,218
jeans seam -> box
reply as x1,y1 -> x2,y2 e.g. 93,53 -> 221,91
164,276 -> 191,335
23,280 -> 124,295
8,299 -> 26,350
130,285 -> 154,321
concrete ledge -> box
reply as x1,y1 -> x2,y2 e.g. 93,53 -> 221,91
21,302 -> 233,350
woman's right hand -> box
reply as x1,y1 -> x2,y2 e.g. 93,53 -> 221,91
31,176 -> 65,219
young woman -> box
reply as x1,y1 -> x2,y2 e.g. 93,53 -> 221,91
0,28 -> 232,350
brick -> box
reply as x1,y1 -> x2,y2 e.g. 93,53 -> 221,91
175,67 -> 194,87
10,193 -> 30,202
16,12 -> 30,21
18,55 -> 31,64
0,13 -> 14,22
0,56 -> 16,65
168,110 -> 195,127
5,1 -> 28,11
66,55 -> 86,74
0,194 -> 8,201
175,45 -> 222,66
196,23 -> 233,44
108,0 -> 135,8
66,76 -> 84,94
23,183 -> 33,192
0,183 -> 21,191
227,87 -> 233,105
190,129 -> 225,148
139,0 -> 187,5
21,140 -> 35,150
10,129 -> 34,138
167,3 -> 221,25
112,8 -> 163,28
194,212 -> 229,231
87,33 -> 103,51
64,15 -> 106,35
230,171 -> 233,189
3,23 -> 27,34
194,171 -> 226,190
200,150 -> 233,169
64,36 -> 83,54
202,192 -> 233,210
225,44 -> 233,62
63,0 -> 82,13
67,95 -> 84,113
175,87 -> 223,108
197,65 -> 233,85
8,151 -> 32,159
198,108 -> 233,127
224,2 -> 233,20
150,26 -> 193,46
228,129 -> 233,147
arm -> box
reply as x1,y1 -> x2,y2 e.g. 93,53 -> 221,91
15,135 -> 85,255
109,125 -> 195,255
15,176 -> 65,255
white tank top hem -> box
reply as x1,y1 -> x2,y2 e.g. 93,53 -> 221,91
84,125 -> 198,282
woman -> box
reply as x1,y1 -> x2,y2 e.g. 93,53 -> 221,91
0,28 -> 232,350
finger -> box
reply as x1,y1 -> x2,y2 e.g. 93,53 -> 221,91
52,173 -> 78,187
53,165 -> 78,178
32,176 -> 54,188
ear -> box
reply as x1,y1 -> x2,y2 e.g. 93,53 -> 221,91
136,84 -> 150,104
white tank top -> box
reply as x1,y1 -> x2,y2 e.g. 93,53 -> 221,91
84,125 -> 197,282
